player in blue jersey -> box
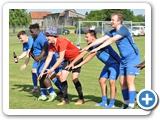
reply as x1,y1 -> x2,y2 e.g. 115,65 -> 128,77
82,13 -> 141,109
29,23 -> 62,101
66,30 -> 121,108
17,30 -> 39,94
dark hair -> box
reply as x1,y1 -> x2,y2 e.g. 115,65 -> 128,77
17,30 -> 26,38
29,23 -> 40,29
85,30 -> 97,38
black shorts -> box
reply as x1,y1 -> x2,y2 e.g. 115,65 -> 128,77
62,58 -> 83,73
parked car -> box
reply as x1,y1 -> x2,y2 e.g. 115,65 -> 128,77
132,26 -> 145,36
131,28 -> 141,36
57,28 -> 70,35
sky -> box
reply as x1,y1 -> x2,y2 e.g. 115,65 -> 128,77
27,9 -> 145,16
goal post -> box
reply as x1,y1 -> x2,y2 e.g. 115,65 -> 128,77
75,21 -> 132,43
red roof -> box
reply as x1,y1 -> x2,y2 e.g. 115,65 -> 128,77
30,11 -> 52,19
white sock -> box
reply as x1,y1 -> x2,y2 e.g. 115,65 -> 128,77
124,100 -> 129,105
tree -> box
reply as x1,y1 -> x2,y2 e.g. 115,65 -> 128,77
9,9 -> 31,33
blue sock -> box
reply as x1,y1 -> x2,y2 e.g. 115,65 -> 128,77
109,98 -> 115,105
102,95 -> 107,102
122,88 -> 129,101
52,78 -> 62,91
32,73 -> 38,88
129,90 -> 136,103
47,86 -> 54,94
40,88 -> 47,96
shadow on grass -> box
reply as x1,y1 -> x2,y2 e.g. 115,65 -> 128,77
12,84 -> 124,107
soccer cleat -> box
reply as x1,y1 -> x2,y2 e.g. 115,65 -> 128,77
126,106 -> 134,109
37,96 -> 48,101
118,104 -> 128,109
28,89 -> 38,94
57,99 -> 69,105
95,102 -> 108,106
104,104 -> 115,109
47,92 -> 57,102
75,99 -> 85,105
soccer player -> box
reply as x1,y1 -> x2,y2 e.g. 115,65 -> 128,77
38,26 -> 84,105
66,30 -> 121,109
29,23 -> 62,102
81,13 -> 141,109
17,30 -> 38,94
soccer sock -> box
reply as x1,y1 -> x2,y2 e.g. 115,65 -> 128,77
128,90 -> 136,108
102,96 -> 107,103
32,73 -> 38,89
74,80 -> 84,100
61,81 -> 68,102
40,88 -> 47,97
109,98 -> 115,106
52,78 -> 62,91
47,86 -> 55,95
121,88 -> 129,105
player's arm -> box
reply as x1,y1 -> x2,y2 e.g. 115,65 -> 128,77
90,35 -> 122,53
17,51 -> 27,60
38,51 -> 54,80
65,50 -> 88,70
34,43 -> 48,62
48,50 -> 65,74
73,52 -> 97,69
81,35 -> 110,52
134,61 -> 145,70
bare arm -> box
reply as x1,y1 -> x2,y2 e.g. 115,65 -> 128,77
90,35 -> 122,53
18,51 -> 27,60
73,52 -> 97,69
81,35 -> 110,52
65,50 -> 88,69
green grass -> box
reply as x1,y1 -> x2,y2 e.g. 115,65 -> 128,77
9,33 -> 145,109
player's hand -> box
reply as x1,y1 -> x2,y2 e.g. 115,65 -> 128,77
46,69 -> 53,78
80,46 -> 89,52
38,72 -> 45,80
20,64 -> 26,70
72,64 -> 81,69
65,63 -> 74,70
134,64 -> 145,70
90,48 -> 99,53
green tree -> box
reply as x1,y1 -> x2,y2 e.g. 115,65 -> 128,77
9,9 -> 31,33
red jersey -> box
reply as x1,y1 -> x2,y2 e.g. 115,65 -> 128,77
49,37 -> 80,60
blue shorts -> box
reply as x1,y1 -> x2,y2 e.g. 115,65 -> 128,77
36,55 -> 62,74
120,54 -> 140,76
32,61 -> 38,69
100,64 -> 119,80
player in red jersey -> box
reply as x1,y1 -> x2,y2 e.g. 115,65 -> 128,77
38,26 -> 84,105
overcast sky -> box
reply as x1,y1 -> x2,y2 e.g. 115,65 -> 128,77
27,9 -> 145,16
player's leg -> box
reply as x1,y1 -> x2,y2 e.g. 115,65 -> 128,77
39,59 -> 57,102
29,61 -> 38,94
118,63 -> 129,109
125,54 -> 140,109
104,65 -> 119,109
49,56 -> 62,92
72,58 -> 84,105
95,65 -> 108,106
57,60 -> 70,105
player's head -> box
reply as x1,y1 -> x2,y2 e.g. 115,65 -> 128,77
45,26 -> 58,44
111,13 -> 123,28
85,30 -> 97,45
17,30 -> 28,43
29,23 -> 40,38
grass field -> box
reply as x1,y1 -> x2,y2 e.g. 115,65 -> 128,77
9,32 -> 145,109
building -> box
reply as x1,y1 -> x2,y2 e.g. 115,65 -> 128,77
29,9 -> 86,28
29,11 -> 52,27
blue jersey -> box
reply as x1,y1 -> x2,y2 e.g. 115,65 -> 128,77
32,32 -> 49,57
89,44 -> 121,65
106,25 -> 139,58
23,37 -> 33,51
